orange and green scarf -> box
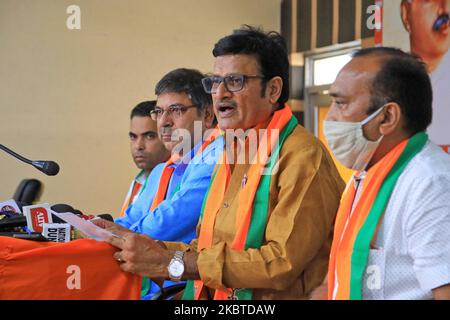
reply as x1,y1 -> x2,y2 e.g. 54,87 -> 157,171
149,129 -> 221,211
142,129 -> 220,298
149,156 -> 178,212
182,105 -> 298,300
328,132 -> 428,300
119,171 -> 146,217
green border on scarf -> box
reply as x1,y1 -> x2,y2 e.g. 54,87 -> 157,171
182,163 -> 220,300
349,132 -> 428,300
183,117 -> 298,300
236,116 -> 298,300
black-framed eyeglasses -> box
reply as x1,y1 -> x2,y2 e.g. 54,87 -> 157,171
150,104 -> 197,120
201,74 -> 264,94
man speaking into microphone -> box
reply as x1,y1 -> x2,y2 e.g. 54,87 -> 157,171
97,26 -> 344,300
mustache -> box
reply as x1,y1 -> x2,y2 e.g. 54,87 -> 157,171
433,14 -> 450,31
216,100 -> 238,109
159,128 -> 183,139
133,153 -> 146,158
160,127 -> 172,135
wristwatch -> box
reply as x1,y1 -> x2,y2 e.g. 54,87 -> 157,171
167,250 -> 185,282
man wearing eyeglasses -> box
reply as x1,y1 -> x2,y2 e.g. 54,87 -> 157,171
103,26 -> 344,300
109,68 -> 221,299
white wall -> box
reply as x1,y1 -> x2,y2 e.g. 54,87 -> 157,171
0,0 -> 280,216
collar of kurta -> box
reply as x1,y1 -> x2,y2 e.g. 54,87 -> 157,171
149,127 -> 221,212
328,132 -> 428,300
119,170 -> 147,218
183,104 -> 298,300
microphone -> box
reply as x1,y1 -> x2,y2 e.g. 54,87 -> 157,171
0,204 -> 114,231
0,144 -> 60,176
50,205 -> 114,222
0,199 -> 22,213
42,223 -> 71,242
31,161 -> 60,176
0,204 -> 79,230
0,212 -> 26,229
95,214 -> 114,222
0,232 -> 49,241
51,203 -> 83,218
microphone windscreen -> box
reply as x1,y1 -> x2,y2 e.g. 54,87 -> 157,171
51,204 -> 79,223
31,161 -> 60,176
96,214 -> 114,222
44,161 -> 60,176
51,204 -> 75,213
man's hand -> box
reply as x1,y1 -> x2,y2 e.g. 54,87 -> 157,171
106,232 -> 171,279
310,274 -> 328,300
91,218 -> 133,237
309,284 -> 328,300
433,284 -> 450,300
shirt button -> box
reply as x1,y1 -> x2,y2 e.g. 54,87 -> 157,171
223,202 -> 229,208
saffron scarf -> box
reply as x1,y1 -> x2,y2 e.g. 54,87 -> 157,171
328,132 -> 428,300
142,129 -> 221,298
149,156 -> 178,211
119,171 -> 145,217
182,105 -> 298,300
149,129 -> 221,211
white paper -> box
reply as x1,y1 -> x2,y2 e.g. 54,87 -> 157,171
52,211 -> 116,241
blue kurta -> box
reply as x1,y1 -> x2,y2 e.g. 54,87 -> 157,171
115,136 -> 224,298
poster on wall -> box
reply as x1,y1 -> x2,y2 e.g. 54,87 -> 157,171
383,0 -> 450,153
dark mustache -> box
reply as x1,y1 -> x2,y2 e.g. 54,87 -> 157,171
160,127 -> 172,135
433,14 -> 450,31
160,128 -> 183,139
217,100 -> 238,108
134,153 -> 146,158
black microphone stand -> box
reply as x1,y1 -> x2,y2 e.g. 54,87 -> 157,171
0,144 -> 60,176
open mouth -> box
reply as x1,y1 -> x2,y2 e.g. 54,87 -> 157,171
217,103 -> 236,118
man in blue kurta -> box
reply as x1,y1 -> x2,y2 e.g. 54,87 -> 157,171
112,68 -> 222,298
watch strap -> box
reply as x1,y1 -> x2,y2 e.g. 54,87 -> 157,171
168,250 -> 185,281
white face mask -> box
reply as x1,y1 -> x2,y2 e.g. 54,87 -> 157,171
323,107 -> 385,171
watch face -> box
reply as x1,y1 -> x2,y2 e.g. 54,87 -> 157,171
169,260 -> 184,277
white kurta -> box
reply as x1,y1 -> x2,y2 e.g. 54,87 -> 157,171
362,141 -> 450,299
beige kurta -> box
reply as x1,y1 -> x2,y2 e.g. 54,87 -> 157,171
165,124 -> 345,299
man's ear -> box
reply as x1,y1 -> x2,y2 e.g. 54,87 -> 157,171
379,102 -> 402,136
267,76 -> 283,105
203,105 -> 216,129
400,0 -> 411,33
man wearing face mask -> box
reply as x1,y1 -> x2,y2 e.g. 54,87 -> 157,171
401,0 -> 450,150
314,47 -> 450,300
